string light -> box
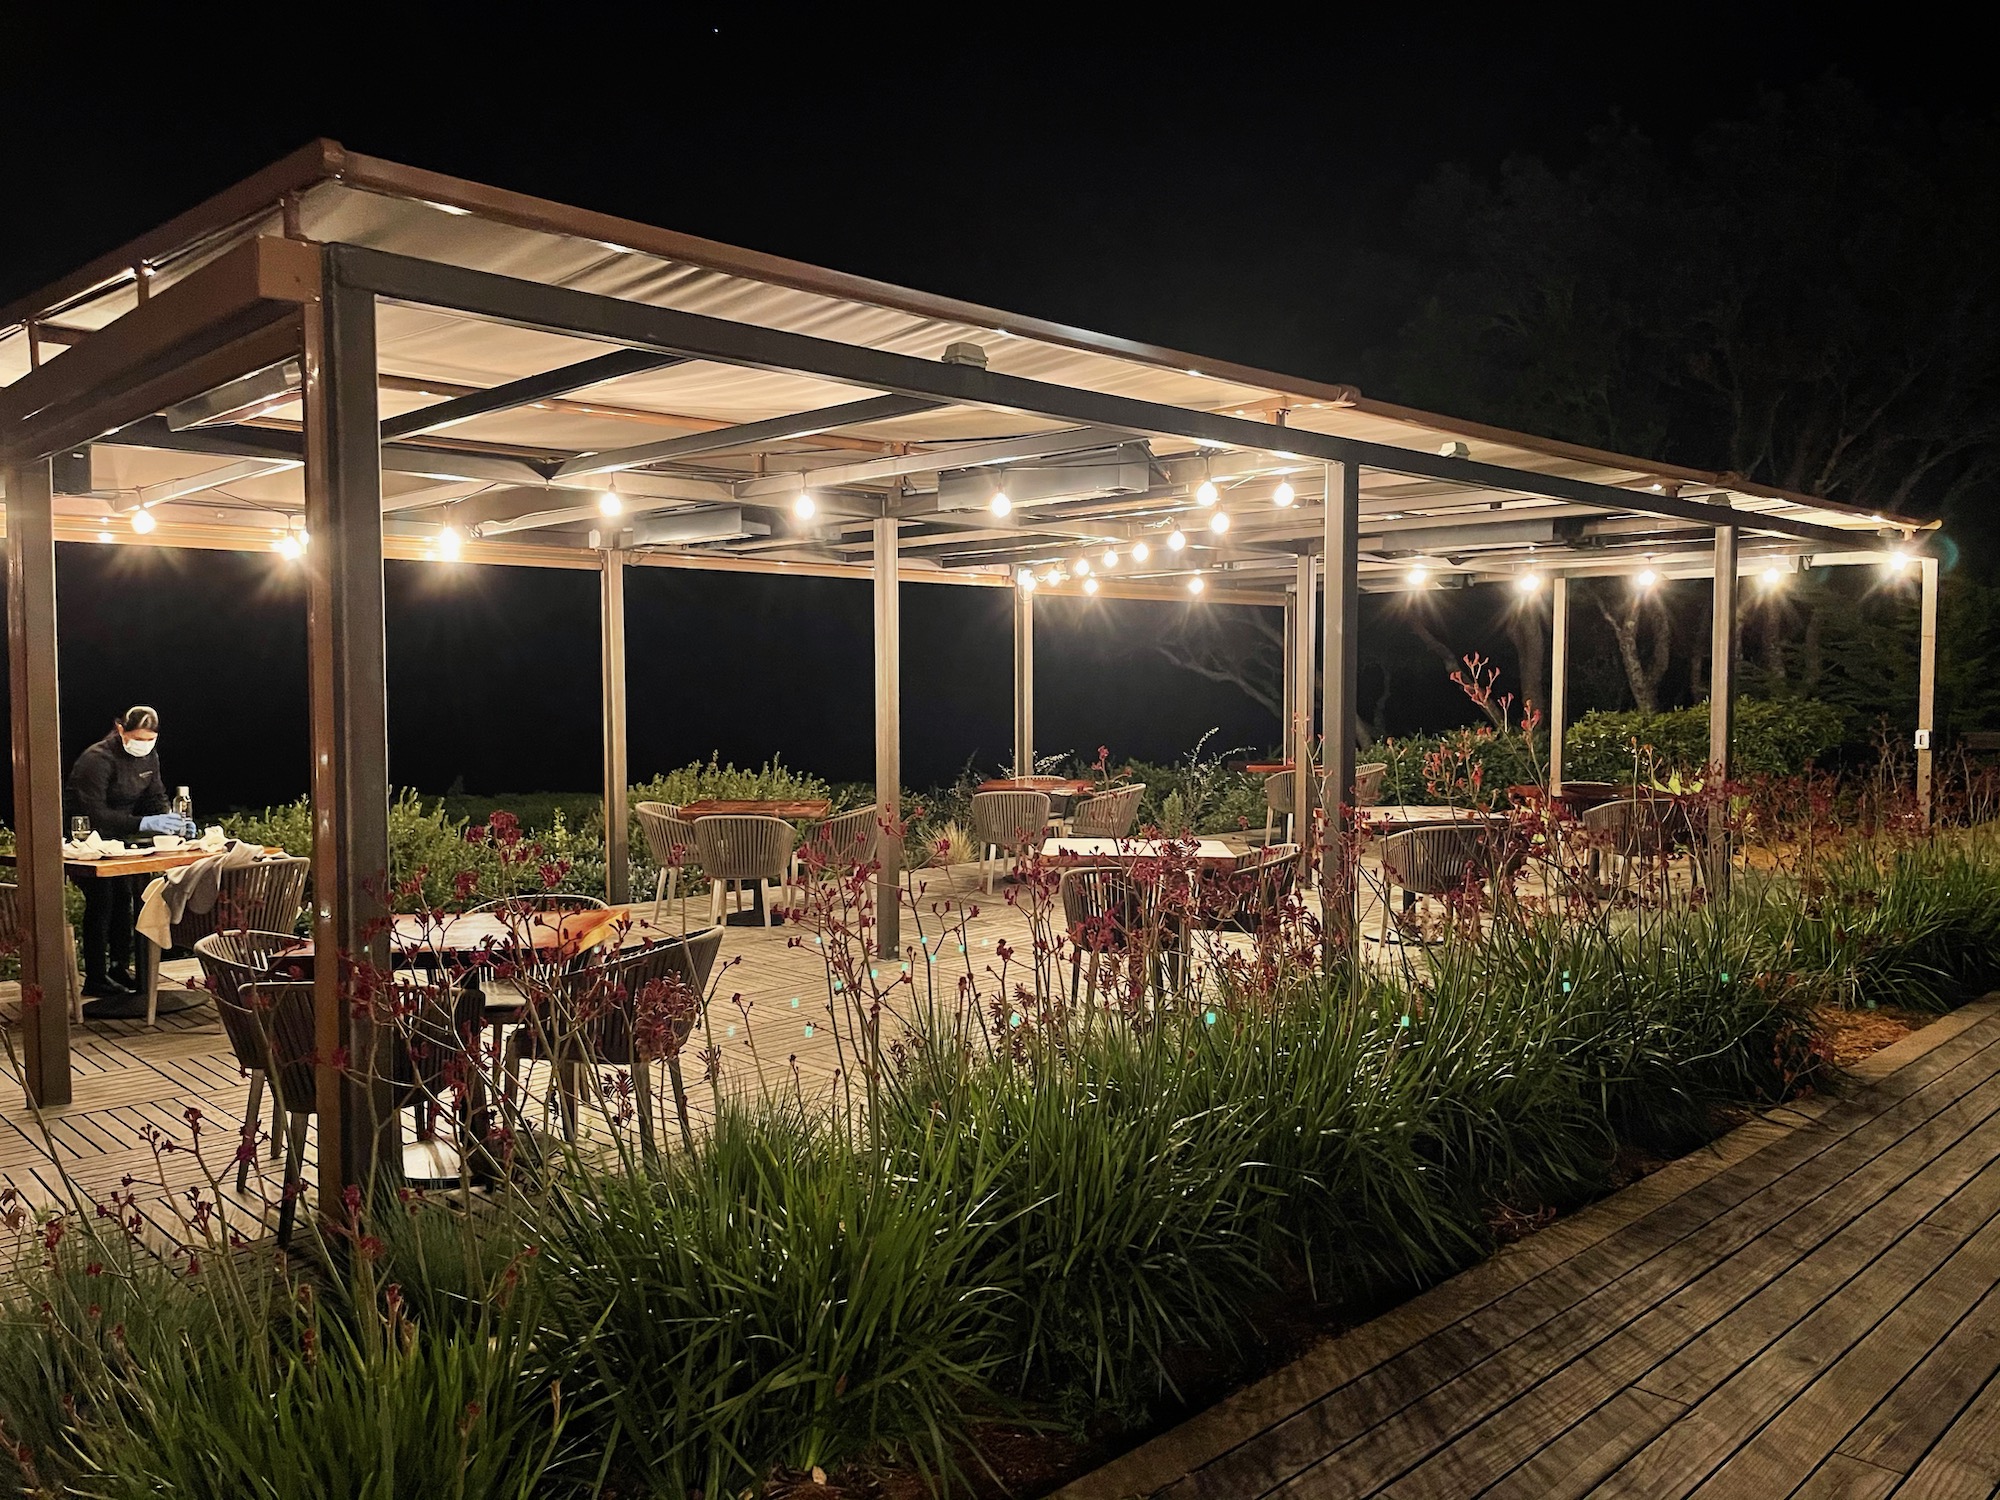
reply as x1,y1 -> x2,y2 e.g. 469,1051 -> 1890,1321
1083,576 -> 1100,595
1167,529 -> 1187,552
1762,565 -> 1785,587
129,508 -> 157,535
274,535 -> 303,561
1187,575 -> 1205,595
1016,569 -> 1037,591
1196,478 -> 1219,506
1074,557 -> 1091,576
597,491 -> 622,517
1406,565 -> 1428,587
1102,548 -> 1119,569
990,491 -> 1012,517
1273,480 -> 1296,507
1209,511 -> 1230,535
438,525 -> 464,562
1514,572 -> 1542,594
1887,550 -> 1913,575
1131,541 -> 1150,562
793,490 -> 817,520
1635,567 -> 1659,589
96,530 -> 114,544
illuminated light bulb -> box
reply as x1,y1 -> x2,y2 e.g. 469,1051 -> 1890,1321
990,491 -> 1012,517
1406,565 -> 1428,587
1131,541 -> 1150,562
1514,572 -> 1542,594
1273,480 -> 1296,507
1210,511 -> 1230,535
130,508 -> 157,535
1167,529 -> 1187,552
793,491 -> 817,520
1887,550 -> 1913,574
1083,576 -> 1100,595
1102,548 -> 1119,568
1196,478 -> 1219,507
1016,568 -> 1037,590
1187,575 -> 1206,595
438,525 -> 464,561
96,530 -> 114,544
275,535 -> 303,561
1635,568 -> 1659,589
296,528 -> 310,549
1074,557 -> 1091,576
597,491 -> 623,517
1762,565 -> 1784,587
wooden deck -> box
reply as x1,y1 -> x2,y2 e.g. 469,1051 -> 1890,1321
1062,1000 -> 2000,1500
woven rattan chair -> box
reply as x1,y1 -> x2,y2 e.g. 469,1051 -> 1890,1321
193,929 -> 311,1190
1376,824 -> 1497,943
792,807 -> 880,889
504,925 -> 723,1157
1581,796 -> 1696,897
634,801 -> 699,928
1207,843 -> 1302,935
1,882 -> 84,1022
1263,772 -> 1321,845
456,894 -> 610,1065
144,855 -> 309,1025
970,791 -> 1051,892
1069,784 -> 1144,839
1058,865 -> 1147,1005
693,816 -> 796,926
1353,763 -> 1389,807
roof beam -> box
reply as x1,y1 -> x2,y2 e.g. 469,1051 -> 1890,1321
131,456 -> 297,509
739,425 -> 1137,501
380,348 -> 685,440
551,393 -> 941,480
330,246 -> 1868,550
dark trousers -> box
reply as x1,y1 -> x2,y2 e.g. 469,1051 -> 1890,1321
76,873 -> 141,980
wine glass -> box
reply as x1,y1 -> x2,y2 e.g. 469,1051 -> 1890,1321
70,816 -> 92,844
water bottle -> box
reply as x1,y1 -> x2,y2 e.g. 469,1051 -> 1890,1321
172,786 -> 193,828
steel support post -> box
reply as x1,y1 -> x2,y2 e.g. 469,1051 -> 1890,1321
1321,461 -> 1360,960
874,518 -> 902,956
1281,586 -> 1298,755
1012,584 -> 1034,777
1292,551 -> 1316,842
1549,576 -> 1570,793
600,549 -> 630,904
1708,526 -> 1739,894
302,265 -> 397,1207
1918,556 -> 1939,824
4,458 -> 72,1106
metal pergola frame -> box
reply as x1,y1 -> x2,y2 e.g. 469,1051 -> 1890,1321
1,146 -> 1938,1214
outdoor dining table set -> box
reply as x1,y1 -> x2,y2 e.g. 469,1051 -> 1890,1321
635,797 -> 886,929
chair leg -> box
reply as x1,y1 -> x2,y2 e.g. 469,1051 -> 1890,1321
762,879 -> 774,927
275,1111 -> 309,1248
665,1052 -> 695,1154
145,938 -> 163,1026
238,1070 -> 265,1192
1263,807 -> 1275,847
651,868 -> 667,925
632,1062 -> 657,1164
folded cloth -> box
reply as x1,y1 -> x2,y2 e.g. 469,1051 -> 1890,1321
136,841 -> 261,950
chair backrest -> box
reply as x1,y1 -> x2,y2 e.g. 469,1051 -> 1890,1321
1353,763 -> 1389,807
0,882 -> 18,945
1214,842 -> 1301,930
550,925 -> 726,1063
1058,865 -> 1144,948
1265,772 -> 1322,817
1070,784 -> 1144,839
635,801 -> 698,869
194,930 -> 314,1074
224,977 -> 321,1112
1379,824 -> 1495,896
170,856 -> 310,947
1582,796 -> 1688,855
691,816 -> 796,882
799,807 -> 880,871
970,791 -> 1051,850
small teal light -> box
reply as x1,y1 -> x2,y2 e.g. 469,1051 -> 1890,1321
870,968 -> 879,978
1204,1010 -> 1217,1025
1720,972 -> 1731,984
804,1024 -> 815,1038
789,997 -> 800,1009
1399,1014 -> 1411,1029
1562,981 -> 1572,993
726,1025 -> 737,1038
832,980 -> 844,993
901,962 -> 910,974
1562,969 -> 1570,980
1009,1012 -> 1022,1028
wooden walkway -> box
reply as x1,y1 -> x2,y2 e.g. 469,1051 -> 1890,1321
1064,1000 -> 2000,1500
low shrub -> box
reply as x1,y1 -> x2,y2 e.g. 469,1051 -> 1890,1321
1564,696 -> 1845,782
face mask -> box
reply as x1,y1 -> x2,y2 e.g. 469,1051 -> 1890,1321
123,737 -> 156,757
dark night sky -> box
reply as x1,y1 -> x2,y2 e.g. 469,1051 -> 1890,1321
0,10 -> 1981,815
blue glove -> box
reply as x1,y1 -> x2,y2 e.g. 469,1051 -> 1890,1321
140,814 -> 194,837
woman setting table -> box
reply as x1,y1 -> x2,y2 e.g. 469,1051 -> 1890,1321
62,705 -> 196,1001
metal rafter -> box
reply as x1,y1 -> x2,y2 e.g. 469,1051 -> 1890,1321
552,393 -> 941,480
380,348 -> 686,440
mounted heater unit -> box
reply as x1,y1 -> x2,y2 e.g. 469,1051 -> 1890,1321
936,442 -> 1152,512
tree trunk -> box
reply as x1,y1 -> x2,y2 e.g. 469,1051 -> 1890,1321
1594,584 -> 1672,714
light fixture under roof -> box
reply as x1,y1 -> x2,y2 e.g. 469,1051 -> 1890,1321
1514,572 -> 1541,594
1131,541 -> 1150,562
1196,478 -> 1219,507
1016,569 -> 1037,591
1167,529 -> 1187,552
1762,564 -> 1785,586
990,491 -> 1012,517
129,508 -> 157,535
1102,548 -> 1119,569
1635,567 -> 1659,588
794,491 -> 817,520
438,525 -> 464,562
1272,480 -> 1296,507
1083,576 -> 1100,595
1074,557 -> 1091,576
274,534 -> 303,561
1187,575 -> 1205,595
1406,565 -> 1428,587
598,491 -> 623,517
96,530 -> 114,544
1887,550 -> 1913,574
1209,512 -> 1230,535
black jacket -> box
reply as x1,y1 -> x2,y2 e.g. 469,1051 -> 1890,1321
64,731 -> 170,839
